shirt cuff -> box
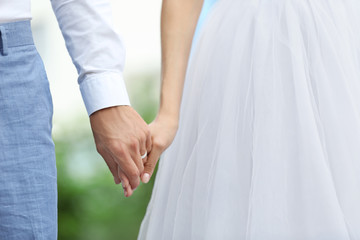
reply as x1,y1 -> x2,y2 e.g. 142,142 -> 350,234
79,72 -> 131,116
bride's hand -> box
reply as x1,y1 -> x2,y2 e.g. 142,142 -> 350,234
141,114 -> 179,183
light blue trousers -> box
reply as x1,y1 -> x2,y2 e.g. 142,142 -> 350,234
0,21 -> 57,239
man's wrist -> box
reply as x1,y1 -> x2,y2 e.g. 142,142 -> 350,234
90,105 -> 131,117
80,72 -> 130,116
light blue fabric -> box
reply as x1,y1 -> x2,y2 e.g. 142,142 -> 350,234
0,21 -> 57,240
193,0 -> 218,42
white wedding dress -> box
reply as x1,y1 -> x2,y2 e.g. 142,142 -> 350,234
138,0 -> 360,239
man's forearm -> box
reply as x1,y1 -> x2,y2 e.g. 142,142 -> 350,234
50,0 -> 130,115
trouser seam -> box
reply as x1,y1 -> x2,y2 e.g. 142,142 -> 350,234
0,26 -> 8,56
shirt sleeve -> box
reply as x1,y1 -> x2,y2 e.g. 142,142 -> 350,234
50,0 -> 130,116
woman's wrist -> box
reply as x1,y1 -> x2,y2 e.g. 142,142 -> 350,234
157,109 -> 179,128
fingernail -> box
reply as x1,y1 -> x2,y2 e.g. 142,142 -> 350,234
142,173 -> 150,184
124,190 -> 128,197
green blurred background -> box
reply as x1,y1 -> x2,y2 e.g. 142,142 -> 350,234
55,73 -> 159,240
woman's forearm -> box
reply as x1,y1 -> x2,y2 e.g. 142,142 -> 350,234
158,0 -> 204,122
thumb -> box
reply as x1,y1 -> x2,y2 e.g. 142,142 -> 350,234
141,147 -> 162,184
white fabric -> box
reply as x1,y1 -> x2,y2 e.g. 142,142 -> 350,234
139,0 -> 360,239
0,0 -> 130,115
0,0 -> 30,22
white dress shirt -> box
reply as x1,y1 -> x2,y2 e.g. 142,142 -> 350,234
0,0 -> 130,115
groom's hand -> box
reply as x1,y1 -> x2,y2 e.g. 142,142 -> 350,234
90,106 -> 151,195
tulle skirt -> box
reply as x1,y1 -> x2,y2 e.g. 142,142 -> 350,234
139,0 -> 360,239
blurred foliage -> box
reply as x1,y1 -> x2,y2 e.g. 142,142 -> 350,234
56,72 -> 159,240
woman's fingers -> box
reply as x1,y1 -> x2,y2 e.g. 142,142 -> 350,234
141,145 -> 162,183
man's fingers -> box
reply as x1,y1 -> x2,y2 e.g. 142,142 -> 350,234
105,144 -> 142,192
128,139 -> 144,174
98,148 -> 121,184
141,127 -> 152,164
118,167 -> 133,197
139,139 -> 148,164
146,129 -> 152,154
125,162 -> 141,190
141,155 -> 148,164
107,143 -> 142,190
114,153 -> 141,190
141,147 -> 161,184
131,150 -> 144,175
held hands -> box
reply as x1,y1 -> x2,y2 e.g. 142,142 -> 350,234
90,106 -> 152,197
141,114 -> 179,184
90,106 -> 178,197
